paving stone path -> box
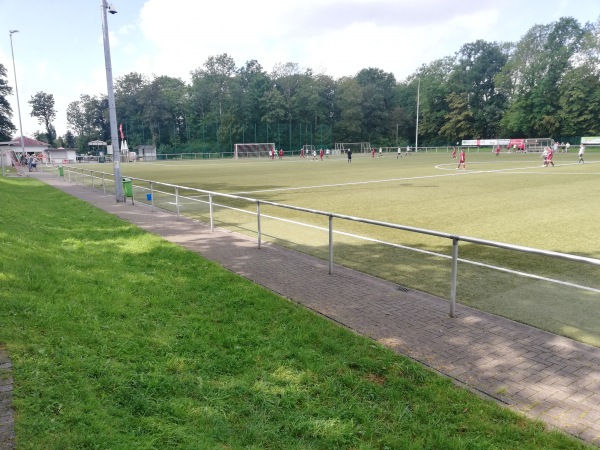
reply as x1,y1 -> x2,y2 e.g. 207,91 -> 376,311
0,346 -> 15,450
4,171 -> 599,447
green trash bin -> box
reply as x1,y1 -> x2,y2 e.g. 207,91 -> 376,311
58,166 -> 64,177
99,156 -> 106,163
122,177 -> 133,198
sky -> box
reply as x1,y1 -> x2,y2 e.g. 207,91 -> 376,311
0,0 -> 598,139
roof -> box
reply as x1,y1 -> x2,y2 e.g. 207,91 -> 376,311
9,136 -> 50,147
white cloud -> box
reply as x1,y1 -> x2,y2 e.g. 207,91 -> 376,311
132,0 -> 508,82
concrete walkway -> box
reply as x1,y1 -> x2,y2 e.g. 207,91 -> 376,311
8,171 -> 600,446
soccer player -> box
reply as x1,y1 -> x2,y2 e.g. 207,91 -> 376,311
452,147 -> 457,159
300,148 -> 304,158
541,147 -> 549,166
495,145 -> 501,156
379,147 -> 383,157
312,150 -> 317,161
397,147 -> 402,159
371,148 -> 375,158
457,149 -> 466,169
547,146 -> 555,166
579,144 -> 585,163
279,149 -> 283,159
347,149 -> 352,163
325,148 -> 330,159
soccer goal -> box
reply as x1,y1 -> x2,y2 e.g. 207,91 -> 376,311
301,144 -> 315,153
234,143 -> 276,159
334,142 -> 371,153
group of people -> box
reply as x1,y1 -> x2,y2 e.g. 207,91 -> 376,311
269,149 -> 285,160
542,143 -> 586,166
18,153 -> 39,172
299,148 -> 331,160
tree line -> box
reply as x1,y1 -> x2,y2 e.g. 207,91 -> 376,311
1,16 -> 599,153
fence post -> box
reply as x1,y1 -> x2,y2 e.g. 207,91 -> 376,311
257,201 -> 261,249
450,237 -> 459,318
102,173 -> 106,194
209,193 -> 214,232
175,187 -> 180,218
150,182 -> 154,211
91,171 -> 94,190
329,214 -> 333,275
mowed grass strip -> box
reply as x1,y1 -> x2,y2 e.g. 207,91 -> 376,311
0,176 -> 589,449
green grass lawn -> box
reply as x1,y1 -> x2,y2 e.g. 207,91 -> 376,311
0,175 -> 590,449
73,150 -> 600,347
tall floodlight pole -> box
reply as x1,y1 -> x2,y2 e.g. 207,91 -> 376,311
415,77 -> 420,152
100,0 -> 124,202
9,30 -> 25,158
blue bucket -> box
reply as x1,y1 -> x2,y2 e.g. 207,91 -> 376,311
146,193 -> 152,201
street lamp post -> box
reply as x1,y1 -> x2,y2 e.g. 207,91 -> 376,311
415,77 -> 420,152
100,0 -> 124,202
9,30 -> 25,159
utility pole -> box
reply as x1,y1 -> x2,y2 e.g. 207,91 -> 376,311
100,0 -> 125,202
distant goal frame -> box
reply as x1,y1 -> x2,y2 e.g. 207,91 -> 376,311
234,143 -> 276,159
334,142 -> 371,153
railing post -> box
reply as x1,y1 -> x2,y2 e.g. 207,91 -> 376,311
150,182 -> 154,211
102,172 -> 106,194
450,237 -> 459,318
91,171 -> 94,190
257,201 -> 262,249
175,187 -> 180,218
209,193 -> 214,233
329,214 -> 333,275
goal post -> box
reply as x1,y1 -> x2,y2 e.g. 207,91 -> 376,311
234,143 -> 276,159
334,142 -> 371,153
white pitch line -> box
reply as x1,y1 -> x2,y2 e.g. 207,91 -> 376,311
232,160 -> 599,195
232,172 -> 466,195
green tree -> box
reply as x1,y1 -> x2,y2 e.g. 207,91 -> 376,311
28,91 -> 57,144
272,62 -> 302,124
66,94 -> 110,150
115,72 -> 149,146
355,68 -> 397,143
0,63 -> 16,142
449,40 -> 508,138
440,92 -> 475,141
333,77 -> 363,142
413,57 -> 454,145
235,60 -> 270,130
140,75 -> 187,147
557,19 -> 600,136
498,18 -> 585,136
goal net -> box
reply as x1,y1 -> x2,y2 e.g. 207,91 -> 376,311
301,145 -> 315,152
334,142 -> 371,153
234,143 -> 276,159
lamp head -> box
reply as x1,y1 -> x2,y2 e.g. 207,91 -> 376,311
108,3 -> 117,14
9,30 -> 19,34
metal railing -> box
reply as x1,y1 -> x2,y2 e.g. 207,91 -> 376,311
57,165 -> 600,319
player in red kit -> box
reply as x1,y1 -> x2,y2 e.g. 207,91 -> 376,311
452,147 -> 457,159
546,146 -> 554,166
457,149 -> 466,169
